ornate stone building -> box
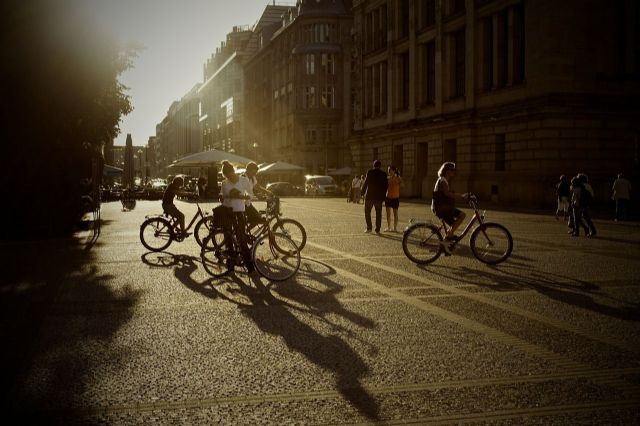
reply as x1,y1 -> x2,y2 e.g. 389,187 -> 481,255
244,0 -> 354,173
349,0 -> 639,206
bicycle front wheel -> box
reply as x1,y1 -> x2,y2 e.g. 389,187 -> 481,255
402,223 -> 443,264
194,216 -> 214,248
140,217 -> 173,252
200,236 -> 231,277
252,233 -> 301,281
470,223 -> 513,265
271,218 -> 307,251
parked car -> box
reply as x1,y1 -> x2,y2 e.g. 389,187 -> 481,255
266,182 -> 305,197
305,175 -> 338,196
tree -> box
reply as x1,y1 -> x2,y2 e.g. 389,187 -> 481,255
1,0 -> 138,238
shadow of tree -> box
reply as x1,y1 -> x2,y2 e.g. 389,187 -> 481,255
0,220 -> 142,421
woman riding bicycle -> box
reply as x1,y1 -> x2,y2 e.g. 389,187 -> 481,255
220,160 -> 255,273
432,162 -> 468,248
162,176 -> 189,237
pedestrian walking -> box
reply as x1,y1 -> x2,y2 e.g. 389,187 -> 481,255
361,160 -> 388,234
385,166 -> 402,232
612,172 -> 632,221
570,174 -> 596,237
555,175 -> 570,221
351,174 -> 362,203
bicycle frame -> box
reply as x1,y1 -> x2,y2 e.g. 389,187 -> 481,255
438,200 -> 485,248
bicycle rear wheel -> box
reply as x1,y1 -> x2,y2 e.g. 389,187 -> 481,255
271,218 -> 306,251
252,233 -> 301,281
402,223 -> 443,264
140,217 -> 173,252
470,223 -> 513,265
200,236 -> 231,277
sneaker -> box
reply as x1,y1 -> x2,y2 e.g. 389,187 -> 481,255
364,229 -> 372,234
385,228 -> 392,232
375,229 -> 381,234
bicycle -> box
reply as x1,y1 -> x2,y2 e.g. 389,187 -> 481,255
200,207 -> 301,281
201,195 -> 307,251
402,193 -> 513,265
139,199 -> 212,252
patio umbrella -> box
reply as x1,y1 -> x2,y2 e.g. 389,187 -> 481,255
168,149 -> 254,168
103,164 -> 123,176
258,161 -> 305,174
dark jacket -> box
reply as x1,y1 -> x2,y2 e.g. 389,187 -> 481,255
361,168 -> 388,201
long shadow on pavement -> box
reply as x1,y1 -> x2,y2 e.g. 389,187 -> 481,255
156,251 -> 382,422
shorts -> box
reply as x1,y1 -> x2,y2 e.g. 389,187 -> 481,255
438,208 -> 462,226
162,203 -> 183,219
385,197 -> 399,209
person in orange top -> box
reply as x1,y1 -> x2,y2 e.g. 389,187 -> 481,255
385,166 -> 402,232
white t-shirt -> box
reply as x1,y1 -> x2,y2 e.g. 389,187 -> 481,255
221,175 -> 251,212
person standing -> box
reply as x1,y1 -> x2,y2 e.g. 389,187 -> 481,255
361,160 -> 388,234
220,160 -> 254,273
351,175 -> 362,203
612,173 -> 632,221
555,175 -> 570,221
570,174 -> 596,237
385,166 -> 402,232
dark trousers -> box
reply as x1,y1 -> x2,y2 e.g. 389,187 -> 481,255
572,206 -> 596,235
615,199 -> 629,221
223,212 -> 254,271
364,199 -> 383,232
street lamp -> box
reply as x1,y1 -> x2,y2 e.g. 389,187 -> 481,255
252,142 -> 259,160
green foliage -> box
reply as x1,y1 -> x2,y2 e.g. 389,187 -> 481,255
1,0 -> 139,238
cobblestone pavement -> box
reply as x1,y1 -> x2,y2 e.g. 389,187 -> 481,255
2,197 -> 639,424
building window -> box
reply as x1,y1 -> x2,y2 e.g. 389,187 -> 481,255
421,41 -> 436,105
495,134 -> 506,171
393,144 -> 404,173
419,0 -> 436,29
398,0 -> 410,39
321,86 -> 335,108
453,30 -> 466,98
398,51 -> 410,110
512,4 -> 526,84
482,17 -> 494,90
450,0 -> 465,15
367,61 -> 387,117
443,139 -> 457,163
305,126 -> 317,145
321,53 -> 335,75
305,54 -> 315,75
365,4 -> 387,53
303,86 -> 316,108
497,10 -> 508,88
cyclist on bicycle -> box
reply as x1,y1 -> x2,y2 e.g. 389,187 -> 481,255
162,176 -> 189,237
244,162 -> 273,227
432,162 -> 467,251
220,160 -> 255,273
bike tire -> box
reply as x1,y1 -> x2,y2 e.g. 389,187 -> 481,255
252,232 -> 301,281
200,236 -> 232,277
140,217 -> 173,252
469,222 -> 513,265
402,223 -> 443,264
194,216 -> 214,248
271,218 -> 307,251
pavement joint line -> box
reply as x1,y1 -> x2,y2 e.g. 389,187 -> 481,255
306,240 -> 640,356
72,368 -> 640,416
345,399 -> 640,426
322,259 -> 586,371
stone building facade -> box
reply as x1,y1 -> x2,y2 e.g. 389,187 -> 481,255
349,0 -> 640,206
244,0 -> 354,173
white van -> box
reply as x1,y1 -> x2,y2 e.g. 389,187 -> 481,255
305,175 -> 338,196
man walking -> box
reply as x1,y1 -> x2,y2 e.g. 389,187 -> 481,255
361,160 -> 388,234
612,173 -> 632,221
